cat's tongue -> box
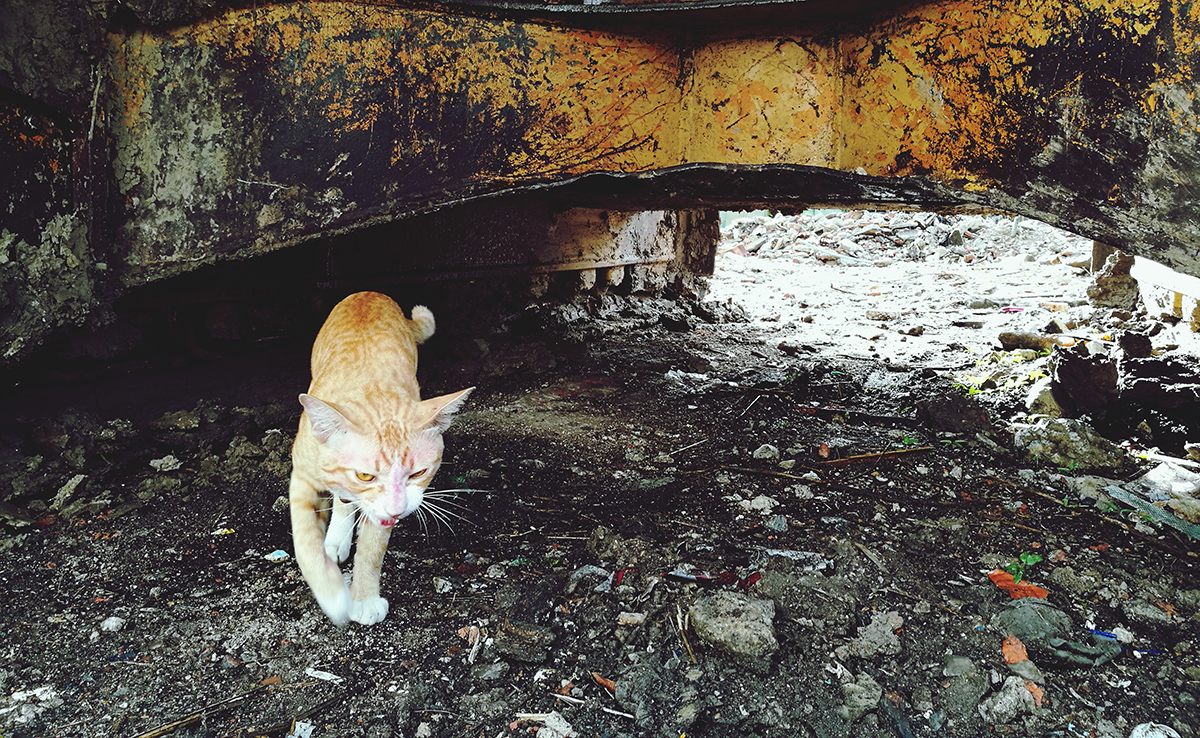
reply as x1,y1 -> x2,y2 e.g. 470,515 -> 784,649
379,517 -> 397,528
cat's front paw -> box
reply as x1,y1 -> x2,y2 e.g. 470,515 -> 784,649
324,513 -> 355,563
349,596 -> 389,626
314,586 -> 353,627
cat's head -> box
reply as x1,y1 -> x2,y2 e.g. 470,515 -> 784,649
299,388 -> 473,527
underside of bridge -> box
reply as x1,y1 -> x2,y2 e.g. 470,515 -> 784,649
3,0 -> 1200,362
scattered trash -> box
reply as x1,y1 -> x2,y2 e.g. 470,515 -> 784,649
1001,634 -> 1029,664
303,668 -> 343,684
263,549 -> 290,562
1105,485 -> 1200,541
591,672 -> 616,694
286,722 -> 316,738
988,569 -> 1050,599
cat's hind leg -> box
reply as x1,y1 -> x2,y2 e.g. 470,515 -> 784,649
290,474 -> 352,626
348,518 -> 392,625
323,496 -> 355,564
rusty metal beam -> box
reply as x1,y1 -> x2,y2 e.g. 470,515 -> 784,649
4,0 -> 1200,360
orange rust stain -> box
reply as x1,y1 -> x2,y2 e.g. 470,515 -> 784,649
103,0 -> 1200,189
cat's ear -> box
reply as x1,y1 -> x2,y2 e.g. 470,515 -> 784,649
299,393 -> 355,444
419,387 -> 474,432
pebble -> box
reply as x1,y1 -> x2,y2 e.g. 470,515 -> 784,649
752,443 -> 780,460
99,616 -> 126,632
149,455 -> 182,472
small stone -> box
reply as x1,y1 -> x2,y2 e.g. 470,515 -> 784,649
100,616 -> 126,632
1129,723 -> 1183,738
839,671 -> 883,722
977,676 -> 1036,725
50,474 -> 87,512
752,444 -> 780,460
471,661 -> 510,680
149,455 -> 182,472
617,611 -> 647,626
943,655 -> 977,677
152,410 -> 201,431
837,610 -> 903,659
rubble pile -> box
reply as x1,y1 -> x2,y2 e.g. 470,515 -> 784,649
0,210 -> 1198,738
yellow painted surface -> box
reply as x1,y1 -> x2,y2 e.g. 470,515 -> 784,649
107,0 -> 1200,199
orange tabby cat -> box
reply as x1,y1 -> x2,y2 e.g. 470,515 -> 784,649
290,292 -> 472,625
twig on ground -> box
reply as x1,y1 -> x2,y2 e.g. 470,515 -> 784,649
675,604 -> 696,663
246,683 -> 365,737
719,465 -> 828,482
815,446 -> 935,466
668,438 -> 708,456
131,686 -> 264,738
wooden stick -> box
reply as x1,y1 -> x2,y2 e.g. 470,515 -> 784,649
131,686 -> 264,738
246,684 -> 364,738
815,446 -> 935,466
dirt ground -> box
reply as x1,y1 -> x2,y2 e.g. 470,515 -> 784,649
2,211 -> 1200,738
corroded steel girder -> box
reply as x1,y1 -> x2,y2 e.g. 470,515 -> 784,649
3,0 -> 1200,358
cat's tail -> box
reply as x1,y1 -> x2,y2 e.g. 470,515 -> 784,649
410,305 -> 436,344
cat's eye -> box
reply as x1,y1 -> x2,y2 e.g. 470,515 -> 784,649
355,471 -> 376,483
410,468 -> 429,479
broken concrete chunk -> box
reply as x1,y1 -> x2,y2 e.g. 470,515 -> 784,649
689,591 -> 778,674
1012,417 -> 1133,473
835,610 -> 903,660
977,676 -> 1037,725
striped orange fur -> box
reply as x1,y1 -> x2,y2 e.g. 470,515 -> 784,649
290,292 -> 472,626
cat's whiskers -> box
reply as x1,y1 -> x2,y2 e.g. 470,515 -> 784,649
410,488 -> 485,537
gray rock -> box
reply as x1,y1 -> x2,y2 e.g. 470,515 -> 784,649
1122,598 -> 1177,627
615,654 -> 695,736
689,591 -> 779,674
1129,724 -> 1183,738
977,676 -> 1036,725
470,661 -> 510,680
1087,252 -> 1140,310
1013,417 -> 1133,472
764,514 -> 788,531
756,570 -> 857,636
1006,658 -> 1044,683
459,687 -> 509,718
1025,376 -> 1064,417
939,671 -> 989,716
942,655 -> 977,677
839,671 -> 882,722
752,443 -> 780,460
836,610 -> 903,659
991,598 -> 1073,644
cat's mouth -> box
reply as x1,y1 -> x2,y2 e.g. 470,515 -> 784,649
378,517 -> 397,528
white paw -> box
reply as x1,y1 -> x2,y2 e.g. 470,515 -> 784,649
349,596 -> 389,625
315,586 -> 353,627
324,514 -> 354,563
